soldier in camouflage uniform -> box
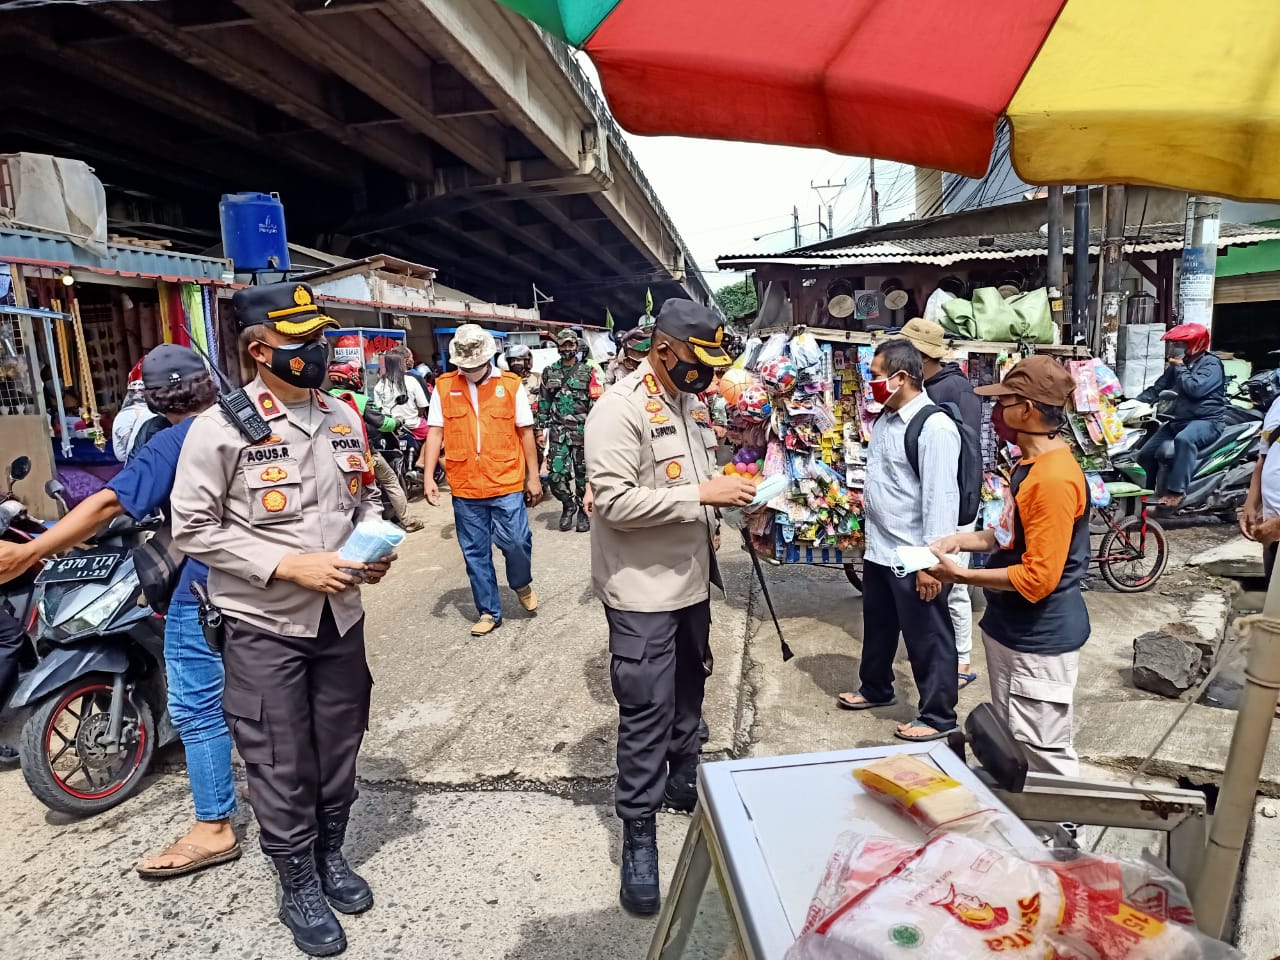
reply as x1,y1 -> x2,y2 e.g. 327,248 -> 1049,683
537,329 -> 601,532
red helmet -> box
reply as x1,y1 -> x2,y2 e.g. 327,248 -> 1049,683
327,360 -> 363,391
1162,323 -> 1211,358
127,358 -> 145,390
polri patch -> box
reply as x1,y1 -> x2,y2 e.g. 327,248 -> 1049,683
261,490 -> 288,513
643,373 -> 660,395
329,423 -> 352,436
649,414 -> 670,425
665,461 -> 683,480
331,437 -> 362,451
346,454 -> 365,471
260,466 -> 288,483
258,392 -> 277,413
348,476 -> 360,496
645,400 -> 663,413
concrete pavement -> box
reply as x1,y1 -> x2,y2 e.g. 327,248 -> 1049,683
0,502 -> 1270,958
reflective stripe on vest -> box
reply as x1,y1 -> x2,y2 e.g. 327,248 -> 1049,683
438,371 -> 525,499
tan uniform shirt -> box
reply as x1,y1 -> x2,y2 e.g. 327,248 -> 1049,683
585,359 -> 720,612
171,375 -> 381,637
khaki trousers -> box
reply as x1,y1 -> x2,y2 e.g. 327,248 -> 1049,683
373,452 -> 408,520
982,632 -> 1080,777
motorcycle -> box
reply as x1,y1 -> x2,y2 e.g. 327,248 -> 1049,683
1110,392 -> 1260,521
9,510 -> 175,816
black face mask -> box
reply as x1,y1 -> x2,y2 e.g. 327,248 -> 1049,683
259,339 -> 329,389
662,347 -> 714,393
559,349 -> 577,364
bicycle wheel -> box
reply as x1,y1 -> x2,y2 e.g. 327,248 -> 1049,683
1098,514 -> 1169,593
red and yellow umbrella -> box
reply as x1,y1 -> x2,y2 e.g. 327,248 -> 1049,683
497,0 -> 1280,202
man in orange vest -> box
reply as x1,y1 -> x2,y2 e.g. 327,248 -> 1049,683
419,325 -> 543,636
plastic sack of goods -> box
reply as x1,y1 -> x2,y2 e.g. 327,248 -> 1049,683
786,755 -> 1240,960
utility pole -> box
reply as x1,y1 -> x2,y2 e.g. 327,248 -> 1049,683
1097,184 -> 1127,362
792,205 -> 801,248
1178,195 -> 1222,331
1046,186 -> 1065,334
869,159 -> 880,226
811,178 -> 847,242
1071,186 -> 1090,344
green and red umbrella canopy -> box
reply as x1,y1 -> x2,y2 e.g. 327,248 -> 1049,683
496,0 -> 1280,202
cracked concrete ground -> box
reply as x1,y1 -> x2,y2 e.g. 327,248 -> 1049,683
0,503 -> 1269,958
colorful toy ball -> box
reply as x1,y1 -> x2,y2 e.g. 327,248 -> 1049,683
758,356 -> 798,395
737,383 -> 772,422
724,462 -> 737,474
719,366 -> 754,407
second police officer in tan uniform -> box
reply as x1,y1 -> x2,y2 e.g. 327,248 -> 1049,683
584,299 -> 755,916
172,282 -> 396,958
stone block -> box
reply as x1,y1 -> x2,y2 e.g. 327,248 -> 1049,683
1132,623 -> 1216,698
1187,537 -> 1264,579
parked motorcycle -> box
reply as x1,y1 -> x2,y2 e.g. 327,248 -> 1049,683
9,513 -> 175,816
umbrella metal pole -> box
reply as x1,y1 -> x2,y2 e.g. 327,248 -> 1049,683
1047,186 -> 1065,333
1191,561 -> 1280,938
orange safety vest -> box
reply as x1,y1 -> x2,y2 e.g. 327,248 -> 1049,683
437,370 -> 526,499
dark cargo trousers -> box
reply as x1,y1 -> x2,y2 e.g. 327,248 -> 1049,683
606,599 -> 710,820
221,603 -> 372,857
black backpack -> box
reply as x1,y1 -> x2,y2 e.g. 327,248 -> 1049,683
904,402 -> 982,526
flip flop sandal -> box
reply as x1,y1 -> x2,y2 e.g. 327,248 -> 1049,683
136,840 -> 242,881
957,672 -> 979,691
894,724 -> 953,743
836,694 -> 897,711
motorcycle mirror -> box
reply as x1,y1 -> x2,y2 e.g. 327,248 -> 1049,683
44,478 -> 64,497
1158,390 -> 1179,401
8,456 -> 30,483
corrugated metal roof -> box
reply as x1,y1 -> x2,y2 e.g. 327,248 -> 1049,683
717,222 -> 1280,269
0,225 -> 229,281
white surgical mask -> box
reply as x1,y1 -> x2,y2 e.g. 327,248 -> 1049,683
461,365 -> 489,384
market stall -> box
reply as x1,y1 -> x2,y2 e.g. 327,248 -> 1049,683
648,744 -> 1219,960
722,325 -> 1089,568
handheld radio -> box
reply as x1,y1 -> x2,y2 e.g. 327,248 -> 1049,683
182,328 -> 273,444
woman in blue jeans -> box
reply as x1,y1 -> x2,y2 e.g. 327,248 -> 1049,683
0,346 -> 238,878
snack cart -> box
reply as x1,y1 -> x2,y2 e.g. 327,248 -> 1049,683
647,740 -> 1218,960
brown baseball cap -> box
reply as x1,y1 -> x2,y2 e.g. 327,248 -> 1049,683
894,317 -> 948,359
974,354 -> 1074,406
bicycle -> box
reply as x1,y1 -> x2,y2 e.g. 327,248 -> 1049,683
1090,490 -> 1169,593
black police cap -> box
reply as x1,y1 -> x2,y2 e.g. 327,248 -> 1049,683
654,299 -> 731,367
231,282 -> 338,336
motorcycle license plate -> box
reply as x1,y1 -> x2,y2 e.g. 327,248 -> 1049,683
36,551 -> 123,584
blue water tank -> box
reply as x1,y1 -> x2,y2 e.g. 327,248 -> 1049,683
219,192 -> 290,272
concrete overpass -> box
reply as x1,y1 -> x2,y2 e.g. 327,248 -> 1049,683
0,0 -> 711,324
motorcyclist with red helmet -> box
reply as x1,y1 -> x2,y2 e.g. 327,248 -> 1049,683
1136,322 -> 1227,506
326,361 -> 424,533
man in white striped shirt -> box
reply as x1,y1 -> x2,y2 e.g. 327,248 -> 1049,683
837,339 -> 961,741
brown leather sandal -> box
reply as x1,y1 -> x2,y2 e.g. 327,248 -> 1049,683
135,840 -> 242,880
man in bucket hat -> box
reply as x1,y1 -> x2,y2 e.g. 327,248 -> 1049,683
420,324 -> 543,637
896,318 -> 983,692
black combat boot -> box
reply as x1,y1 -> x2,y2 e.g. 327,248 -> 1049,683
575,506 -> 591,533
273,852 -> 347,957
316,815 -> 374,914
558,500 -> 577,531
619,816 -> 660,915
664,754 -> 699,813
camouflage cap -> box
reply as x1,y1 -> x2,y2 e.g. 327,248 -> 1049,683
448,324 -> 497,368
556,328 -> 580,347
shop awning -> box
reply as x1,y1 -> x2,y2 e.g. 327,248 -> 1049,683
717,223 -> 1280,270
0,226 -> 230,283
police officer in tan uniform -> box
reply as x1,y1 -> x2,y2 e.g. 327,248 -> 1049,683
584,299 -> 754,916
172,282 -> 395,958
